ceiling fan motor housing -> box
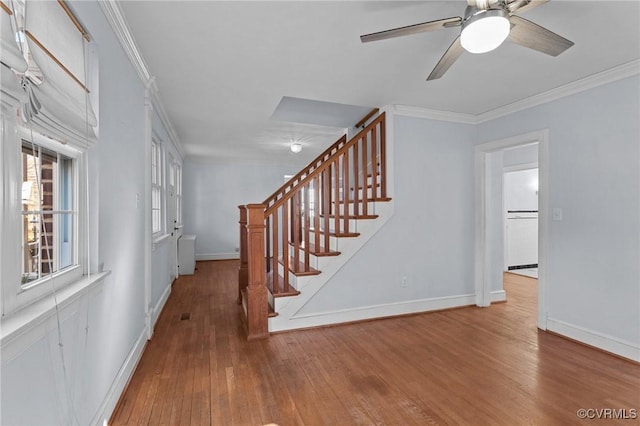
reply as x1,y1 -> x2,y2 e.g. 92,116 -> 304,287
467,0 -> 504,9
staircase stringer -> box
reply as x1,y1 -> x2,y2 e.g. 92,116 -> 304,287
269,199 -> 394,332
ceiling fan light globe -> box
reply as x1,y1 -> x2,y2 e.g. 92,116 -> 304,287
290,142 -> 303,153
461,10 -> 510,54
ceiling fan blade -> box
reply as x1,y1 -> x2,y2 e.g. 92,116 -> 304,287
509,15 -> 574,57
427,35 -> 464,81
508,0 -> 550,14
360,17 -> 462,43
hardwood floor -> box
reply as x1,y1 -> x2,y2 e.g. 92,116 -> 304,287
110,262 -> 640,425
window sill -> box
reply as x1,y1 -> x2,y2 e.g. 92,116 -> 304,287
1,271 -> 111,362
152,233 -> 170,250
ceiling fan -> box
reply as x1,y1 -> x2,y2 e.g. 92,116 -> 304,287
360,0 -> 574,81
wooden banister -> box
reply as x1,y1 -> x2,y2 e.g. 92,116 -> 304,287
354,107 -> 379,129
265,113 -> 386,217
262,135 -> 348,208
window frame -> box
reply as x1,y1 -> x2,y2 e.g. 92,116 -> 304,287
175,162 -> 182,226
151,138 -> 163,237
20,141 -> 77,288
2,126 -> 88,316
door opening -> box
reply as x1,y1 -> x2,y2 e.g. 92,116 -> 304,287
474,130 -> 549,330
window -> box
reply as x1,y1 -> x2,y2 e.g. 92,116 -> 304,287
166,154 -> 182,229
151,139 -> 162,235
1,0 -> 97,316
175,163 -> 182,225
21,142 -> 76,287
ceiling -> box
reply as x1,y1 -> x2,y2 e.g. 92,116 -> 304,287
119,1 -> 640,162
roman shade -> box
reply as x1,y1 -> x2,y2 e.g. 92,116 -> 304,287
1,2 -> 27,111
20,0 -> 97,148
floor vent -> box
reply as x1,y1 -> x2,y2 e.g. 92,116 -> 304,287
180,312 -> 191,321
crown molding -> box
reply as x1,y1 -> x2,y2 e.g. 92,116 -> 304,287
392,104 -> 477,125
99,0 -> 185,158
98,1 -> 151,83
392,60 -> 640,126
475,59 -> 640,123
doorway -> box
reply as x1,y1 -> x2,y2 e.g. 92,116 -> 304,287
474,130 -> 549,330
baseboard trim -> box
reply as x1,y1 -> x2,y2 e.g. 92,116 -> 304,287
546,318 -> 640,363
491,290 -> 506,303
196,253 -> 239,261
92,327 -> 148,426
150,283 -> 171,333
272,294 -> 476,332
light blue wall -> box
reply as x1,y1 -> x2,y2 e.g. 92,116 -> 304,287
477,75 -> 640,346
296,77 -> 639,356
183,159 -> 299,258
298,116 -> 476,313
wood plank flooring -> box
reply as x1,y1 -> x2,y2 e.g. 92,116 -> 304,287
110,262 -> 640,425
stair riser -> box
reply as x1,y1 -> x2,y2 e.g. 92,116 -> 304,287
277,262 -> 310,286
289,246 -> 318,269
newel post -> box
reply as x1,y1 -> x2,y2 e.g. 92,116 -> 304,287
245,203 -> 269,340
238,205 -> 248,305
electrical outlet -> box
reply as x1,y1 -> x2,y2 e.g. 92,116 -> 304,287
552,207 -> 563,221
401,276 -> 408,287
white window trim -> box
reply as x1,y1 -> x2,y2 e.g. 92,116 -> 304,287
1,121 -> 90,317
175,162 -> 182,226
151,138 -> 163,238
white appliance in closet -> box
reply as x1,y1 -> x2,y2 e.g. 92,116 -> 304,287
506,211 -> 538,268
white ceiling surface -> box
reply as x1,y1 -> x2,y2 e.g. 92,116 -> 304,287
119,1 -> 640,161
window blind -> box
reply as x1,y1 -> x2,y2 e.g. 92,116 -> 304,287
20,0 -> 97,149
0,1 -> 27,111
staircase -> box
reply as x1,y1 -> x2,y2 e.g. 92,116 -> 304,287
237,111 -> 392,339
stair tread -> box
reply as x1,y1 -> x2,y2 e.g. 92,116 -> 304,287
278,256 -> 321,276
308,228 -> 361,238
288,241 -> 341,257
266,271 -> 300,297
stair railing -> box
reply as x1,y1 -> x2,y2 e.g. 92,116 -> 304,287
239,112 -> 387,339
